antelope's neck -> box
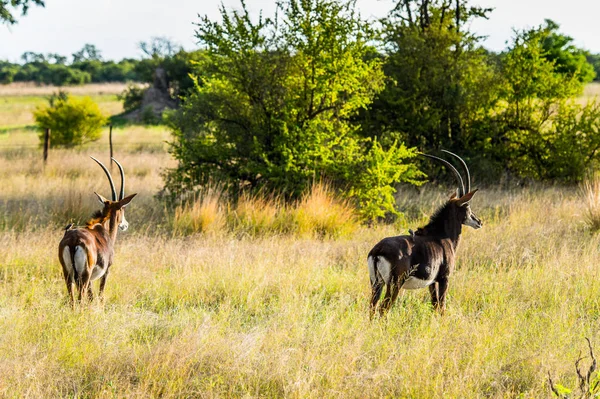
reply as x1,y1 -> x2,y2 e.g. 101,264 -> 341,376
104,212 -> 120,244
444,220 -> 462,250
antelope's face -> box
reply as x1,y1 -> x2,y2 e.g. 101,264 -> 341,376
462,203 -> 482,229
453,189 -> 482,230
95,192 -> 137,232
117,208 -> 129,231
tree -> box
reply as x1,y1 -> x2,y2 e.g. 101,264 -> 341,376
34,93 -> 107,147
537,19 -> 596,85
359,0 -> 499,159
139,37 -> 179,59
486,27 -> 600,181
586,53 -> 600,82
0,0 -> 44,24
165,0 -> 424,221
72,44 -> 103,63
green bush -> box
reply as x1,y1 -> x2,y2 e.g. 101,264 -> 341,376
118,84 -> 145,113
484,26 -> 600,182
34,93 -> 107,147
165,0 -> 424,221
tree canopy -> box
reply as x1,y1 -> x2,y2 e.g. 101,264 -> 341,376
165,0 -> 424,221
0,0 -> 44,24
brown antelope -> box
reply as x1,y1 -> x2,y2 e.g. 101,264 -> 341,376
58,157 -> 136,305
367,150 -> 482,316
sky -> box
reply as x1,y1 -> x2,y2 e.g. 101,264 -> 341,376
1,0 -> 599,62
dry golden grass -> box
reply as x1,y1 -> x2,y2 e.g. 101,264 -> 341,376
583,82 -> 600,99
0,82 -> 135,96
172,183 -> 359,238
0,83 -> 140,127
0,185 -> 599,397
0,91 -> 599,397
581,172 -> 600,231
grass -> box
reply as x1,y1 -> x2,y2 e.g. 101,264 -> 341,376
0,84 -> 599,397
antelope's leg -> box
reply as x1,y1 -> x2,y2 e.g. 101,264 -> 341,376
389,282 -> 401,307
435,277 -> 449,314
80,270 -> 92,303
429,281 -> 439,308
370,280 -> 384,319
379,278 -> 397,316
98,270 -> 109,302
87,285 -> 94,301
66,273 -> 75,306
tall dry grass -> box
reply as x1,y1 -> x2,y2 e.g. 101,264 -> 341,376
581,172 -> 600,231
0,189 -> 599,397
2,112 -> 600,397
171,183 -> 359,238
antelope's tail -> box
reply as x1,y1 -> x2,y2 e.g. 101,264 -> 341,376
367,255 -> 379,288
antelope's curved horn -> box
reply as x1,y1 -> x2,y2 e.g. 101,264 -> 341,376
90,156 -> 117,201
441,149 -> 471,194
111,158 -> 125,200
420,153 -> 465,197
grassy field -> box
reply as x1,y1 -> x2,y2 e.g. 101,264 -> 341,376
0,84 -> 599,397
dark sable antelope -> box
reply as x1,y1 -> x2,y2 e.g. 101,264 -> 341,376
58,157 -> 136,304
367,150 -> 482,316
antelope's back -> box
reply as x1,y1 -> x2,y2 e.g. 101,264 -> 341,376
368,234 -> 448,269
368,235 -> 414,261
58,226 -> 111,262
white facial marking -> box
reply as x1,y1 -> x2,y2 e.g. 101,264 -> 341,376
73,245 -> 87,275
119,214 -> 129,231
62,247 -> 73,274
464,214 -> 481,229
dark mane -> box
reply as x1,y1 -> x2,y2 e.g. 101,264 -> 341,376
416,201 -> 452,237
91,210 -> 103,219
86,209 -> 107,228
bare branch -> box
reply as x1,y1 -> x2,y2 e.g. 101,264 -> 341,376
548,371 -> 562,398
586,337 -> 597,388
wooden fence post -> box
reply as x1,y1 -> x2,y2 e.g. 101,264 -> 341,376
109,124 -> 113,170
43,128 -> 50,164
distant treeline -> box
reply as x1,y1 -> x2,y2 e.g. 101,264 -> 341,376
2,40 -> 599,88
0,42 -> 202,86
589,54 -> 600,81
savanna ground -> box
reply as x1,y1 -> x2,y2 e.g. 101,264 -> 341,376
1,83 -> 600,398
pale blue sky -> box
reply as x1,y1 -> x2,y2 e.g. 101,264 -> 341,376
1,0 -> 599,62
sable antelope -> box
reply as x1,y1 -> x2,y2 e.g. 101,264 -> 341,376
58,157 -> 136,305
367,150 -> 482,316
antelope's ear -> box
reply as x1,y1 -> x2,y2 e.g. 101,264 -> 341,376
118,193 -> 137,208
449,191 -> 458,200
94,192 -> 109,205
456,189 -> 479,206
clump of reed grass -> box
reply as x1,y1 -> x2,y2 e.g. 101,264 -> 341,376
290,182 -> 358,238
228,193 -> 283,236
171,187 -> 226,235
171,183 -> 359,238
580,172 -> 600,231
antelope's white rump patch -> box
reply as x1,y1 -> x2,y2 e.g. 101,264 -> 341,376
74,245 -> 86,276
62,247 -> 72,274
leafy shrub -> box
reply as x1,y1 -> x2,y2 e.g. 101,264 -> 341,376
118,84 -> 145,113
165,0 -> 424,221
485,27 -> 600,182
34,93 -> 107,147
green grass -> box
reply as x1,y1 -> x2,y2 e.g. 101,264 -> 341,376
0,84 -> 598,397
